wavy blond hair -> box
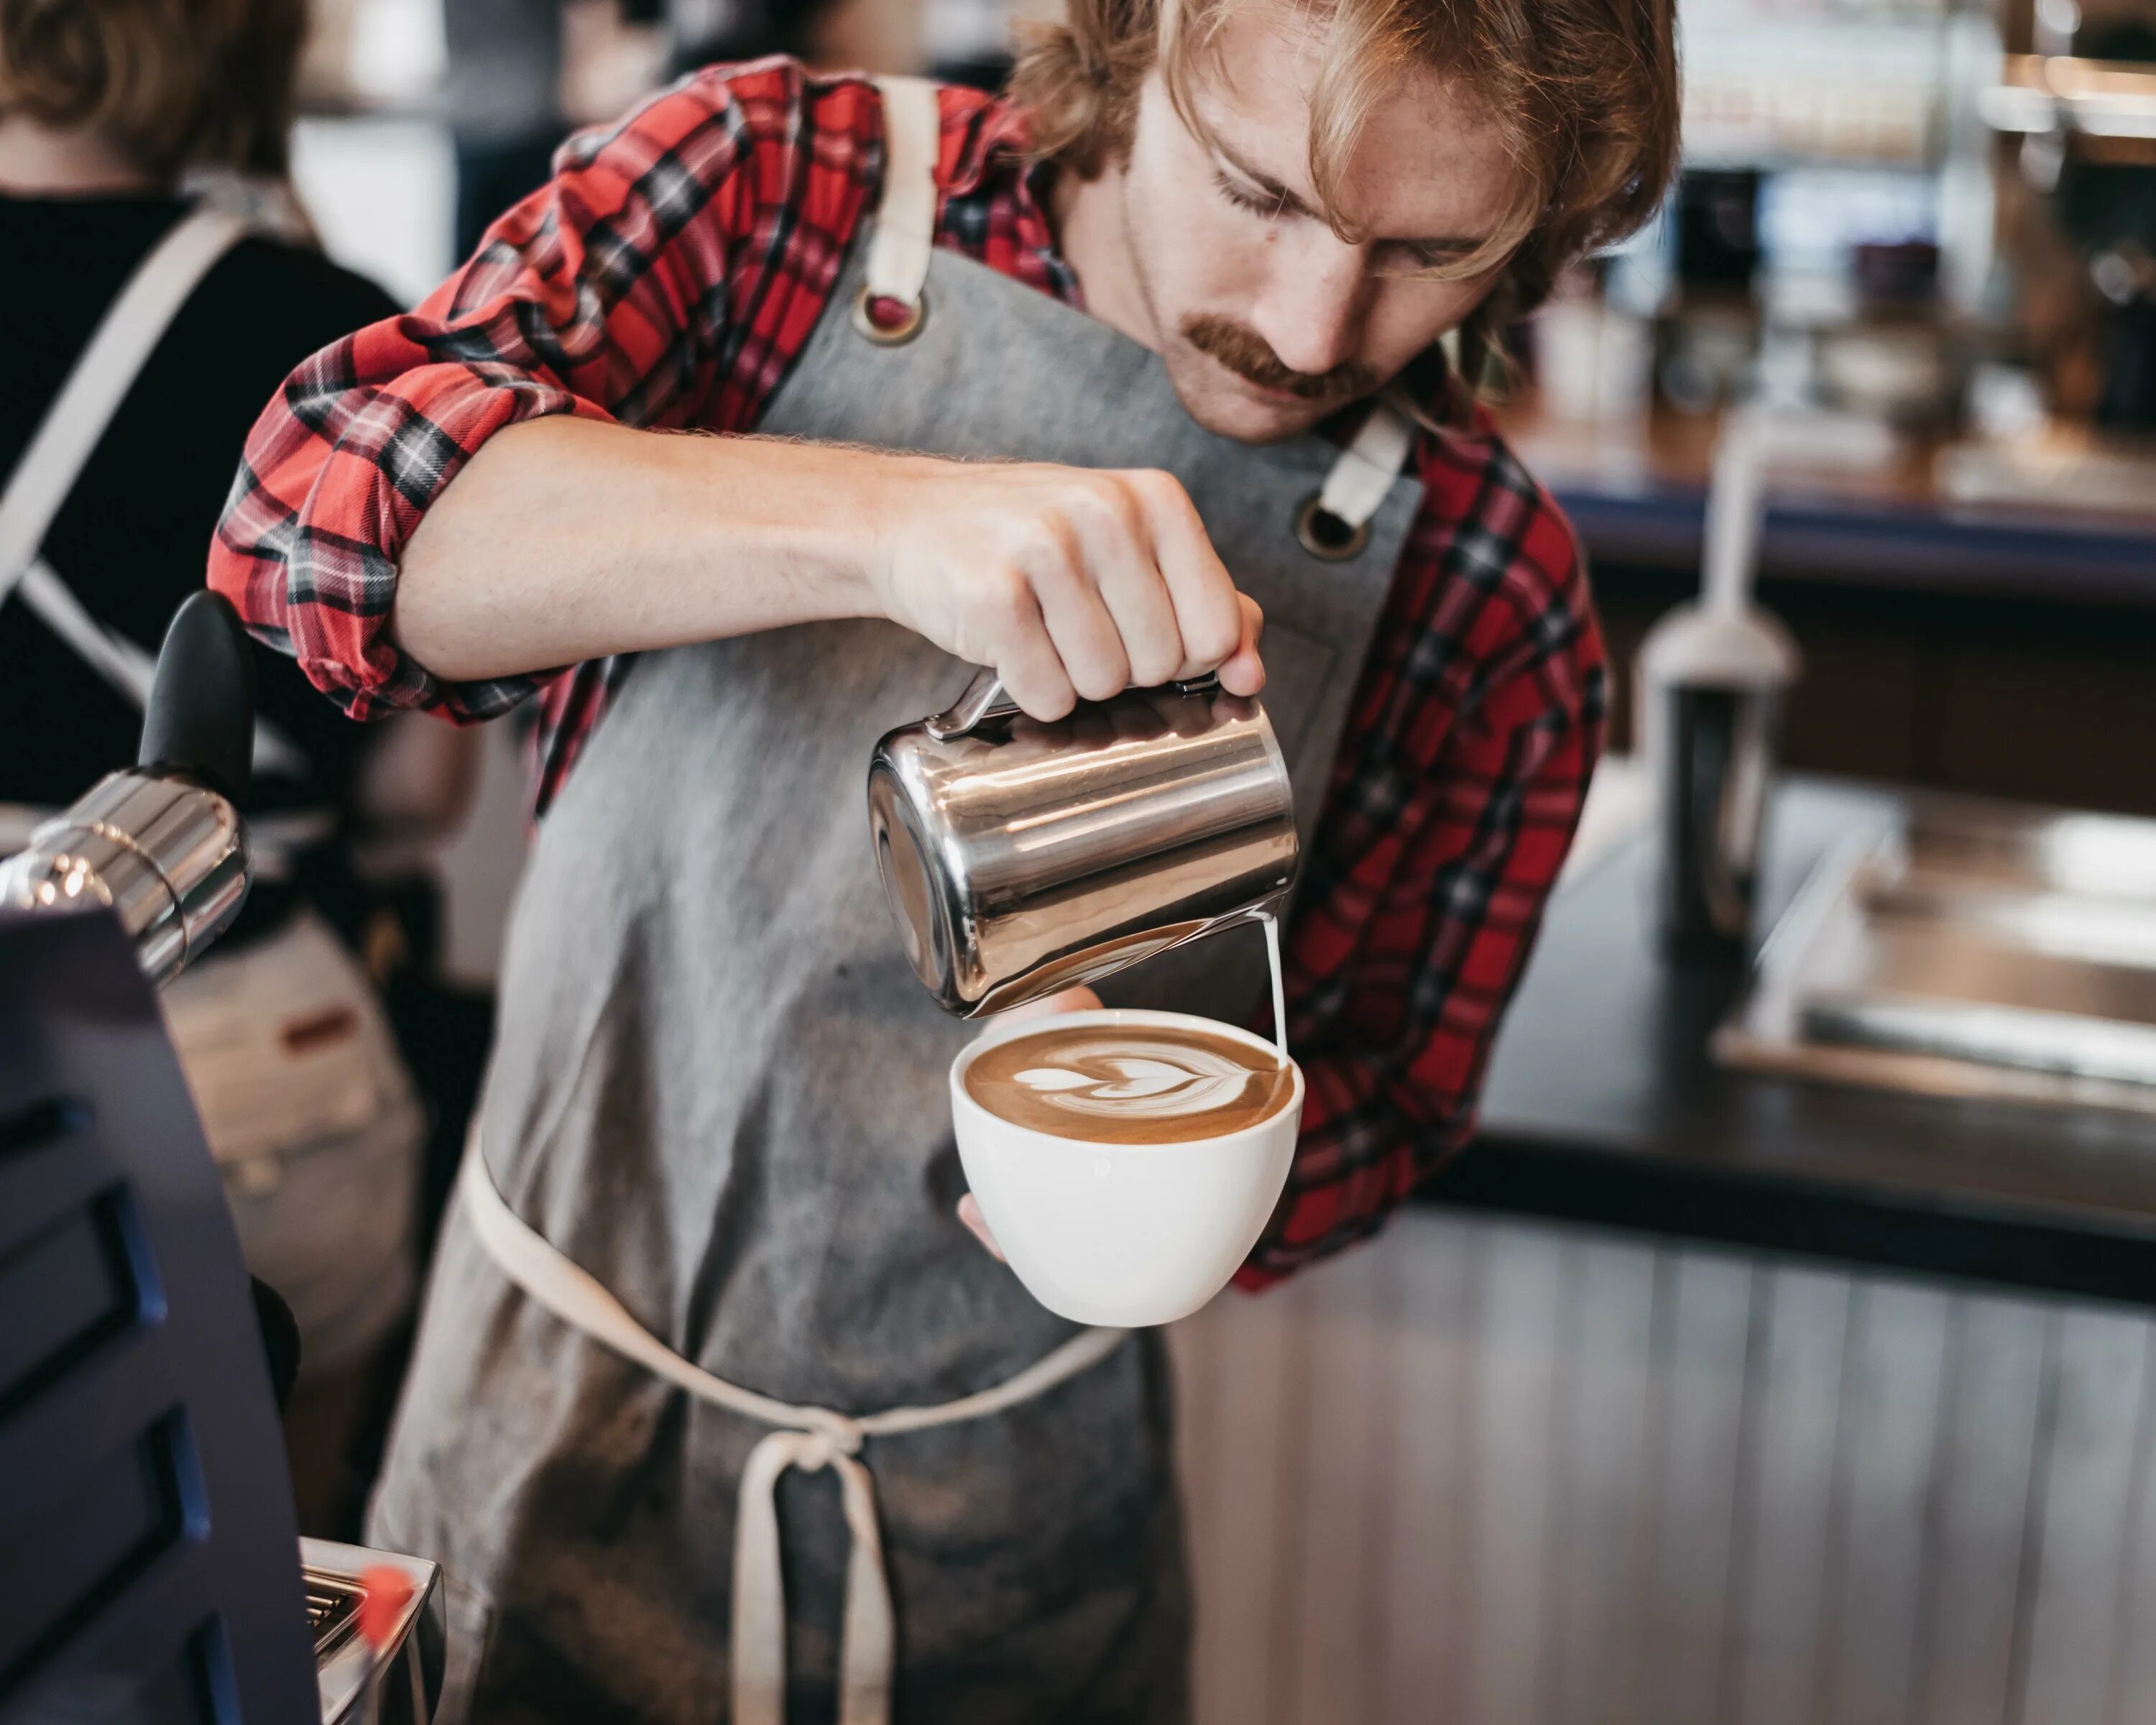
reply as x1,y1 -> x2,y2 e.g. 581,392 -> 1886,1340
1013,0 -> 1679,375
0,0 -> 304,178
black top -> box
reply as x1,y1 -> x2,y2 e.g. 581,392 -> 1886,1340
1429,776 -> 2156,1307
0,193 -> 399,815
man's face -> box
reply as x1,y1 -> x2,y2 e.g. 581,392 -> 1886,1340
1110,1 -> 1524,443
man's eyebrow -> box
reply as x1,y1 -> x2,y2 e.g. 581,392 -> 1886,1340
1211,138 -> 1491,254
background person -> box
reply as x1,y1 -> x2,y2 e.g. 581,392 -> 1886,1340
0,0 -> 474,1532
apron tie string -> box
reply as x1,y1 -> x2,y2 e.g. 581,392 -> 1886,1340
455,1135 -> 1129,1725
733,1428 -> 892,1725
792,1413 -> 866,1467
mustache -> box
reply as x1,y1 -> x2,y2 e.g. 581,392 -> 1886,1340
1179,313 -> 1376,403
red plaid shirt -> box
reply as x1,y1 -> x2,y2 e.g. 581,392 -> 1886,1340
211,60 -> 1605,1284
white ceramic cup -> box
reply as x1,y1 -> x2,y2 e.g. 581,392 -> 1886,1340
950,1008 -> 1304,1328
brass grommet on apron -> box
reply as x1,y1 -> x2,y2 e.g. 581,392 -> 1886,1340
1295,492 -> 1371,561
852,284 -> 926,346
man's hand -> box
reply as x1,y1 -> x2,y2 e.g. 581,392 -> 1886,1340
867,460 -> 1265,722
956,983 -> 1105,1261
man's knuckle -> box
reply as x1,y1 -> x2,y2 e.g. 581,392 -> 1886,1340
980,566 -> 1031,632
1128,634 -> 1182,684
1192,606 -> 1241,662
1018,512 -> 1081,576
1075,658 -> 1127,702
1088,474 -> 1145,533
1135,468 -> 1196,517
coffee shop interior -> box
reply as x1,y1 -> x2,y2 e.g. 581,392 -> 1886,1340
7,0 -> 2156,1719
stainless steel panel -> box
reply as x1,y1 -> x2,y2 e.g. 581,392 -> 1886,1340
1715,793 -> 2156,1113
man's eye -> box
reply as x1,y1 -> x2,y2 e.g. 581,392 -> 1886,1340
1215,172 -> 1282,218
1386,242 -> 1475,277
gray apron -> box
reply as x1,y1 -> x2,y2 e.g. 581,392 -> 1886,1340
368,76 -> 1424,1725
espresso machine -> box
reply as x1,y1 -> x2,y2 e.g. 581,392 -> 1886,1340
0,593 -> 443,1724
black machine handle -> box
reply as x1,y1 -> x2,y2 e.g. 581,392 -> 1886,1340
139,590 -> 256,801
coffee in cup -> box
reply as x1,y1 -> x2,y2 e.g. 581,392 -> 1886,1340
964,1022 -> 1295,1145
950,1008 -> 1304,1327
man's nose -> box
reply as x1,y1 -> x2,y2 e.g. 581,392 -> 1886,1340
1248,230 -> 1370,377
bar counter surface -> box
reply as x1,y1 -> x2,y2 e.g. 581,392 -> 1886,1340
1432,774 -> 2156,1309
1498,400 -> 2156,610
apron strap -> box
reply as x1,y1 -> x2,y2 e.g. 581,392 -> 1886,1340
0,208 -> 248,597
0,206 -> 314,781
1318,397 -> 1416,532
14,556 -> 310,780
853,76 -> 941,343
455,1134 -> 1128,1725
1294,397 -> 1416,561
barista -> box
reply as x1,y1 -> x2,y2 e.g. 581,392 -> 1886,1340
212,0 -> 1678,1716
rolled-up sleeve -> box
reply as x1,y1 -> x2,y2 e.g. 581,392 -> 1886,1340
210,62 -> 875,721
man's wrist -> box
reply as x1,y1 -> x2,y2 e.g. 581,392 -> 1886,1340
814,441 -> 913,623
681,432 -> 903,626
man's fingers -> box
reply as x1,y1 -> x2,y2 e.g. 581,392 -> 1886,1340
956,1193 -> 1005,1261
1022,516 -> 1133,704
1218,592 -> 1266,698
992,983 -> 1105,1026
1124,470 -> 1246,681
1073,481 -> 1186,690
986,568 -> 1079,721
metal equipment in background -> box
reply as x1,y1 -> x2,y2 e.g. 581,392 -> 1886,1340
1,589 -> 255,984
869,668 -> 1299,1016
1719,792 -> 2156,1113
0,592 -> 443,1724
1636,408 -> 1805,958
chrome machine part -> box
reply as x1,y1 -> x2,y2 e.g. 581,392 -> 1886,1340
870,669 -> 1297,1017
0,591 -> 254,985
1,768 -> 246,985
305,1538 -> 446,1725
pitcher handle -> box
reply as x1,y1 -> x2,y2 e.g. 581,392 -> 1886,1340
925,667 -> 1222,742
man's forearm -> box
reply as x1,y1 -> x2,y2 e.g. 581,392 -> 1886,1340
392,418 -> 889,683
391,414 -> 1265,720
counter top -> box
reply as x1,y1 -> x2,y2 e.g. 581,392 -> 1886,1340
1498,402 -> 2156,610
1428,775 -> 2156,1305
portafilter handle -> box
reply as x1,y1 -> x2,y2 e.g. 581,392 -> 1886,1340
1,592 -> 255,988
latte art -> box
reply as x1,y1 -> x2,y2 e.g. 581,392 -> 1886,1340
1014,1042 -> 1259,1122
966,1021 -> 1295,1144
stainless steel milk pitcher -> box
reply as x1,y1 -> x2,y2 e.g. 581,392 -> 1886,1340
869,667 -> 1297,1016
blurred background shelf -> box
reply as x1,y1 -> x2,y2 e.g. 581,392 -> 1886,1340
1984,52 -> 2156,141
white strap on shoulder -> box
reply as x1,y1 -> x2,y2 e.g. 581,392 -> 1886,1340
865,75 -> 942,310
0,206 -> 310,778
0,208 -> 249,600
1317,397 -> 1416,531
15,557 -> 307,778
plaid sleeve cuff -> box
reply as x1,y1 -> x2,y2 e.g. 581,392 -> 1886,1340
214,354 -> 614,723
1230,1057 -> 1470,1290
